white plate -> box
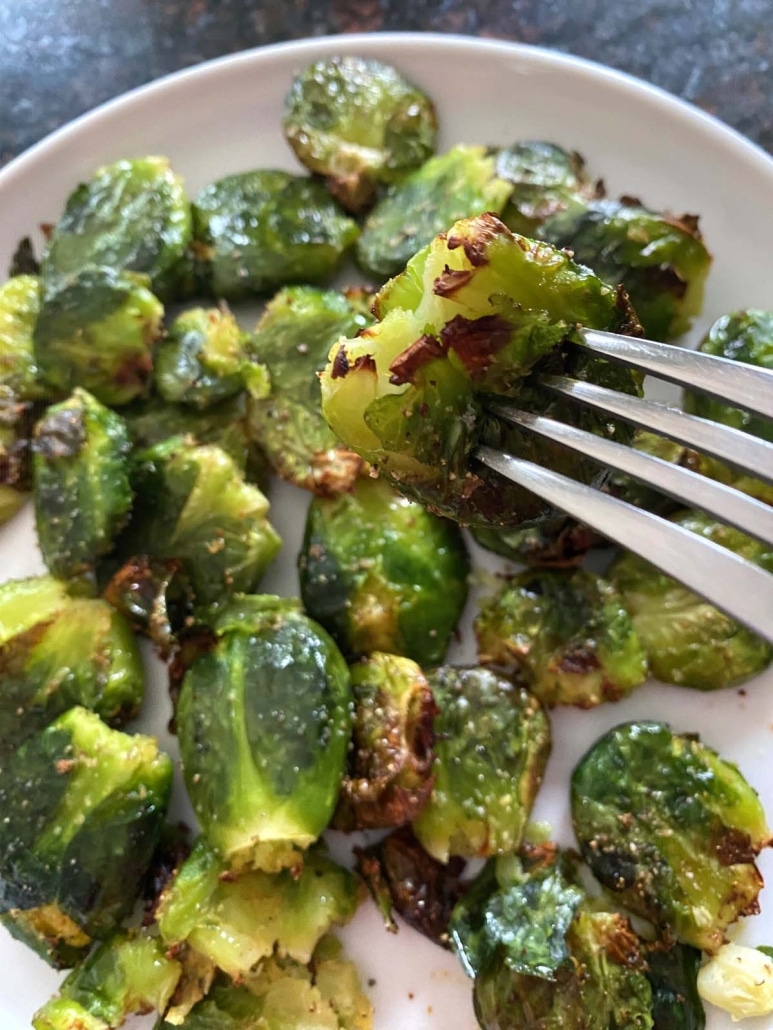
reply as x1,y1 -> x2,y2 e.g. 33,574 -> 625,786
1,32 -> 773,1030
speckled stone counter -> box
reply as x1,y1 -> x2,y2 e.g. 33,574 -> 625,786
2,0 -> 772,167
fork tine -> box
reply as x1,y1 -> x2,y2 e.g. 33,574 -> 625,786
474,444 -> 773,645
540,375 -> 773,486
580,327 -> 773,421
488,401 -> 773,548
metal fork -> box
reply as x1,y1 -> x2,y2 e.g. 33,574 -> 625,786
475,329 -> 773,644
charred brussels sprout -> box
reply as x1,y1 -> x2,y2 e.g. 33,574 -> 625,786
496,140 -> 601,237
0,273 -> 44,399
321,212 -> 640,528
471,516 -> 598,567
451,848 -> 654,1030
0,707 -> 172,965
249,286 -> 371,494
157,838 -> 360,977
608,509 -> 773,689
156,938 -> 373,1030
0,387 -> 36,524
175,596 -> 352,870
333,652 -> 437,831
355,145 -> 512,280
298,475 -> 469,665
192,171 -> 358,299
33,266 -> 163,406
32,930 -> 182,1030
0,575 -> 144,751
539,198 -> 711,341
122,436 -> 280,609
33,388 -> 132,590
412,666 -> 550,862
475,568 -> 648,708
283,55 -> 437,213
571,721 -> 770,952
40,156 -> 192,300
154,305 -> 269,410
684,309 -> 773,441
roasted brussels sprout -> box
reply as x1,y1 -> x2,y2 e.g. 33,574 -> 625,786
608,429 -> 705,515
684,309 -> 773,441
321,212 -> 640,528
33,388 -> 133,590
451,848 -> 654,1029
697,942 -> 773,1021
333,652 -> 437,831
470,515 -> 598,567
571,721 -> 770,952
475,568 -> 648,708
539,197 -> 711,341
355,145 -> 512,279
496,140 -> 601,237
608,509 -> 773,689
249,286 -> 371,494
192,171 -> 359,299
283,55 -> 437,213
0,274 -> 44,399
155,937 -> 373,1030
175,596 -> 352,870
32,930 -> 182,1030
412,666 -> 550,862
0,706 -> 172,966
355,826 -> 467,944
40,156 -> 193,300
157,838 -> 360,978
33,266 -> 163,406
120,436 -> 280,609
298,475 -> 469,665
0,387 -> 36,524
0,575 -> 144,751
154,305 -> 269,410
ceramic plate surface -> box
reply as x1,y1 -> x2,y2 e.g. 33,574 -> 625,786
1,32 -> 772,1030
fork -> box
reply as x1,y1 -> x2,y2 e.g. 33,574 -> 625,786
474,328 -> 773,644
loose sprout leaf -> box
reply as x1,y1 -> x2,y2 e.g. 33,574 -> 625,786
645,942 -> 705,1030
571,720 -> 771,952
412,666 -> 551,862
321,211 -> 641,528
192,170 -> 359,299
283,54 -> 437,213
298,475 -> 469,666
474,567 -> 648,708
248,286 -> 371,494
40,156 -> 193,300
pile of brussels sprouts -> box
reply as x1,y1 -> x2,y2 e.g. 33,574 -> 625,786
0,53 -> 772,1030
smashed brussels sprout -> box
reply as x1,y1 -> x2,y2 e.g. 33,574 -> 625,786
33,266 -> 163,406
33,388 -> 133,590
321,212 -> 640,528
283,55 -> 437,213
608,509 -> 773,689
571,721 -> 770,952
412,666 -> 550,862
0,575 -> 144,751
32,929 -> 182,1030
355,145 -> 512,279
540,197 -> 711,341
0,274 -> 44,399
192,170 -> 359,299
0,707 -> 172,966
333,652 -> 437,831
120,436 -> 280,609
298,475 -> 469,665
175,596 -> 352,870
40,156 -> 192,300
475,568 -> 648,708
154,305 -> 269,410
157,838 -> 360,978
249,286 -> 371,494
496,140 -> 601,237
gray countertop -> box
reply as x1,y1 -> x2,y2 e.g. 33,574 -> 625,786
2,0 -> 772,167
